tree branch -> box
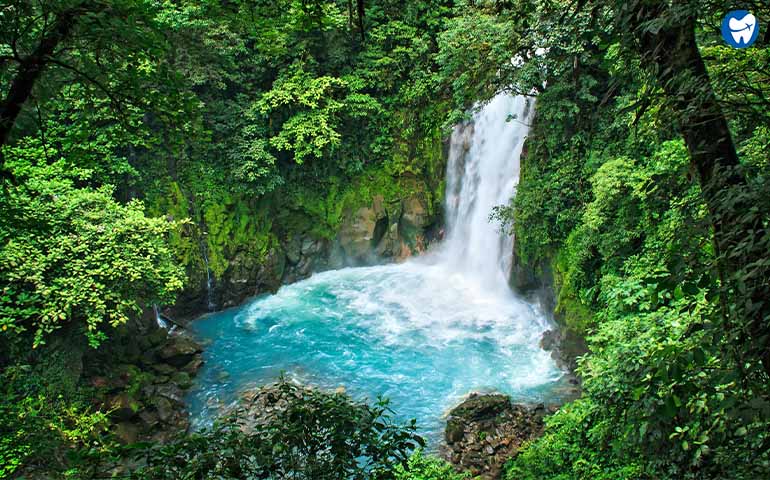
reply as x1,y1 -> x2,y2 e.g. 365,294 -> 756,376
0,4 -> 84,153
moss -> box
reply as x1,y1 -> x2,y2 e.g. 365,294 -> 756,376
143,104 -> 449,293
146,180 -> 206,289
276,160 -> 437,243
552,243 -> 595,336
202,193 -> 276,278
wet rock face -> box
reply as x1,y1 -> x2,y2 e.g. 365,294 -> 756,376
158,333 -> 203,367
218,248 -> 286,309
442,393 -> 551,479
174,179 -> 441,320
539,328 -> 588,374
92,330 -> 204,444
337,191 -> 434,265
338,205 -> 381,261
282,236 -> 328,284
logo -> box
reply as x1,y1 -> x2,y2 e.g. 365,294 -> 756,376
721,10 -> 759,48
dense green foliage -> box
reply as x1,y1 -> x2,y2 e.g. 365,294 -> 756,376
433,1 -> 770,478
1,0 -> 769,478
393,451 -> 469,480
0,0 -> 459,477
0,142 -> 184,349
0,345 -> 112,478
129,381 -> 426,479
0,0 -> 454,343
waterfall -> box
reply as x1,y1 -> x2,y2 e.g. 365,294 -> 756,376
440,94 -> 534,292
189,92 -> 563,442
153,304 -> 170,330
200,242 -> 216,311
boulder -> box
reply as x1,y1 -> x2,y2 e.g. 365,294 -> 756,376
157,333 -> 203,367
338,206 -> 379,261
108,393 -> 140,421
234,382 -> 318,434
114,421 -> 140,444
539,328 -> 588,373
152,396 -> 174,423
256,246 -> 286,292
151,362 -> 177,375
138,409 -> 160,429
442,393 -> 550,479
182,353 -> 204,375
171,371 -> 192,390
285,236 -> 302,265
154,383 -> 185,405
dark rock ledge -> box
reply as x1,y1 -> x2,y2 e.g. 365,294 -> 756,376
441,393 -> 556,479
92,329 -> 204,444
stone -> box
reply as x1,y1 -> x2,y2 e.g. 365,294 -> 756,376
108,393 -> 139,421
401,195 -> 429,230
375,221 -> 400,257
301,237 -> 323,256
140,349 -> 157,367
256,247 -> 286,292
540,329 -> 560,351
157,333 -> 202,367
171,371 -> 193,390
182,354 -> 204,375
447,393 -> 511,424
442,393 -> 548,480
234,382 -> 322,433
152,396 -> 174,423
114,421 -> 140,444
139,409 -> 160,429
445,420 -> 465,443
540,327 -> 588,373
285,236 -> 302,264
338,206 -> 379,261
151,362 -> 177,375
154,383 -> 185,405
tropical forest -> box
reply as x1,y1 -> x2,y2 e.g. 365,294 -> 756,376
0,0 -> 769,479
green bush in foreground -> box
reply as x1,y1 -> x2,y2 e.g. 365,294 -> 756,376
394,451 -> 469,480
129,380 -> 427,479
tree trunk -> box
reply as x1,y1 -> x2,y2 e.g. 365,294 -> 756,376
0,7 -> 80,153
631,1 -> 770,375
357,0 -> 365,41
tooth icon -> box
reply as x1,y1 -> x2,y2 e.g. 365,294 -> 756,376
729,14 -> 756,44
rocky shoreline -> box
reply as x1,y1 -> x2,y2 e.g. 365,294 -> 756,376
441,393 -> 554,479
437,326 -> 585,478
88,327 -> 204,444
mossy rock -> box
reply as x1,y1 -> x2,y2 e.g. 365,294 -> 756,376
171,371 -> 192,390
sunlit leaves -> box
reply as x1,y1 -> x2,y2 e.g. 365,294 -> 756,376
0,142 -> 184,348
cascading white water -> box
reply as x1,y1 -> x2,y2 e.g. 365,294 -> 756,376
440,94 -> 534,291
153,304 -> 169,330
189,93 -> 563,442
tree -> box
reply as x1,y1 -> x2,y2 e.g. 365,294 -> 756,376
0,139 -> 184,348
129,380 -> 425,479
604,0 -> 770,377
0,0 -> 192,171
0,1 -> 86,149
